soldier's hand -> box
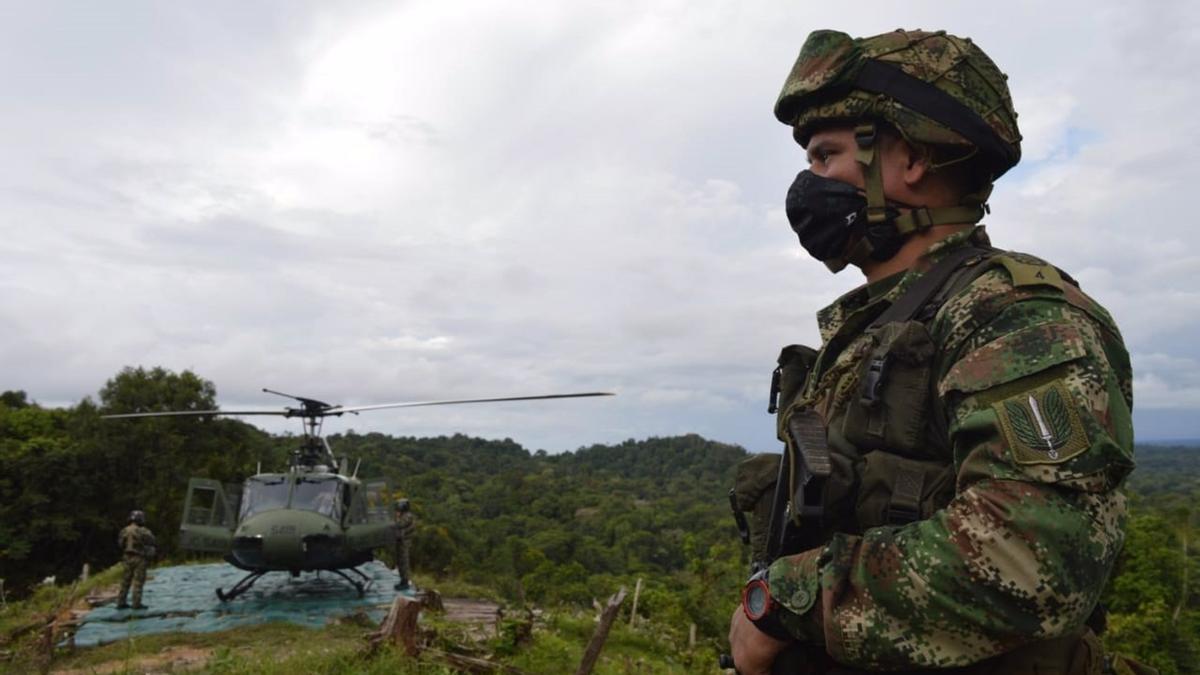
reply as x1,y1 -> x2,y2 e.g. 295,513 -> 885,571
728,606 -> 791,675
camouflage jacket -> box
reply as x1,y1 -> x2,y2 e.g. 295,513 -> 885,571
118,523 -> 156,558
394,512 -> 416,541
768,226 -> 1133,668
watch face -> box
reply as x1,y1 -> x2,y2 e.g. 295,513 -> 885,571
743,579 -> 770,620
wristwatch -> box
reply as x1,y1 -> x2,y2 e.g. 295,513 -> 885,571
741,568 -> 793,641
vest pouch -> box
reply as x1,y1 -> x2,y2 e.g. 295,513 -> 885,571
854,451 -> 955,530
840,320 -> 935,458
732,453 -> 782,566
770,344 -> 819,417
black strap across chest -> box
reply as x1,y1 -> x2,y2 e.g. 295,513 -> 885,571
868,245 -> 994,330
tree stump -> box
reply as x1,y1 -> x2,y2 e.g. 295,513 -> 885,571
370,594 -> 423,656
419,588 -> 444,613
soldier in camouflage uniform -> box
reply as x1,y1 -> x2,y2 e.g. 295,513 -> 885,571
393,499 -> 417,591
116,509 -> 156,610
727,30 -> 1146,674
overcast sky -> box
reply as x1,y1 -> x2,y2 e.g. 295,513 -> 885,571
3,0 -> 1198,453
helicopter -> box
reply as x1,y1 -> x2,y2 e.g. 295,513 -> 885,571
104,387 -> 612,601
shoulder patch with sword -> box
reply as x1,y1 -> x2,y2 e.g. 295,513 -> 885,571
993,380 -> 1090,464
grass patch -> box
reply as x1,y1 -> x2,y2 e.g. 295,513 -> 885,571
48,621 -> 482,674
412,575 -> 502,604
1,564 -> 126,669
0,565 -> 123,636
506,608 -> 724,675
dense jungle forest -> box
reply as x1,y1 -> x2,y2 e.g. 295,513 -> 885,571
2,367 -> 1198,673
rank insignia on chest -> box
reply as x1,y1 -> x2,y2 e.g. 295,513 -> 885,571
993,380 -> 1089,464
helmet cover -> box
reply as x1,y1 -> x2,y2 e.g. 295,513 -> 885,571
775,29 -> 1022,180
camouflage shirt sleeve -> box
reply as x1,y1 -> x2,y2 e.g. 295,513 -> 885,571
396,513 -> 416,539
768,265 -> 1134,668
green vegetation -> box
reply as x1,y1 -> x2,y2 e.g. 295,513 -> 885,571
2,369 -> 1199,673
1102,445 -> 1200,675
342,431 -> 746,623
0,369 -> 283,594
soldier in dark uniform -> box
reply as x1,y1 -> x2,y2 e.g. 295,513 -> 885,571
392,499 -> 416,591
116,509 -> 156,610
727,29 -> 1146,674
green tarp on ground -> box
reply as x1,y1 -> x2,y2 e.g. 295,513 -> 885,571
74,561 -> 413,646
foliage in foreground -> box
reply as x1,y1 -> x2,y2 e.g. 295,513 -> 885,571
2,580 -> 725,674
2,371 -> 1199,673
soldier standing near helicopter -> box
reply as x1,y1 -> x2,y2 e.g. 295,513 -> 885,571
115,509 -> 156,610
393,499 -> 417,591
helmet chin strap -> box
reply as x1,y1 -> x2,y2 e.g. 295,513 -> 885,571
824,122 -> 990,274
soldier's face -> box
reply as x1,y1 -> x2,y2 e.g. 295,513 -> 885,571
806,127 -> 862,187
806,126 -> 912,199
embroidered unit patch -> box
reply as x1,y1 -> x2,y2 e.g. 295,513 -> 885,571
993,380 -> 1089,464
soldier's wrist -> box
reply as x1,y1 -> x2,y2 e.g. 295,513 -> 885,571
767,550 -> 825,645
742,569 -> 794,641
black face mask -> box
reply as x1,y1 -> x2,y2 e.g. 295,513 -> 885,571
784,170 -> 905,268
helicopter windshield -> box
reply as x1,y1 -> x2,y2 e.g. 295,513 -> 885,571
239,477 -> 290,520
292,476 -> 342,520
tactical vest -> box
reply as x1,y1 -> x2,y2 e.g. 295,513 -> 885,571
778,246 -> 998,538
756,245 -> 1130,675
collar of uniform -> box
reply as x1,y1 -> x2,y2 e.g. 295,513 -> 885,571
814,225 -> 990,344
911,225 -> 990,271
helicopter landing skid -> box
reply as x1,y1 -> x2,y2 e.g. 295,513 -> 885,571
216,566 -> 371,601
330,567 -> 370,597
216,570 -> 268,602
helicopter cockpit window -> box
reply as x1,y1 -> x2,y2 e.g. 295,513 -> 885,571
292,477 -> 342,520
239,477 -> 290,520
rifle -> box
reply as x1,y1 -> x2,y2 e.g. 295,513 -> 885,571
722,409 -> 833,674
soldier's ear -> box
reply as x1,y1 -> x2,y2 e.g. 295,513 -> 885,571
878,129 -> 930,192
899,137 -> 932,188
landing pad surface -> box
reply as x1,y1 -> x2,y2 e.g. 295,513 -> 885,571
74,561 -> 412,646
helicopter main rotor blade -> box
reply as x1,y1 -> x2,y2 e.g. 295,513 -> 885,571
328,392 -> 615,415
102,410 -> 288,419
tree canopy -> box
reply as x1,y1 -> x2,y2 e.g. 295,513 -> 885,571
1,369 -> 1197,672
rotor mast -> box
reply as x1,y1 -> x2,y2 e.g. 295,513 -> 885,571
261,388 -> 345,471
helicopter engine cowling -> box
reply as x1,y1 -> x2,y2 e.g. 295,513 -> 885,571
232,509 -> 343,571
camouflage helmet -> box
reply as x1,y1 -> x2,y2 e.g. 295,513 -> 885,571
394,499 -> 410,513
129,510 -> 145,524
775,29 -> 1022,180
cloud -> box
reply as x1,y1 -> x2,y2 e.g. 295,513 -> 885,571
1132,353 -> 1200,409
3,1 -> 1199,451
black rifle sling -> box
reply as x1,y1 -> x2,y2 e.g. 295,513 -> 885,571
869,245 -> 993,329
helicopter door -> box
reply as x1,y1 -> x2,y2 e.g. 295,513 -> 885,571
180,477 -> 237,553
364,480 -> 391,523
346,479 -> 394,551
